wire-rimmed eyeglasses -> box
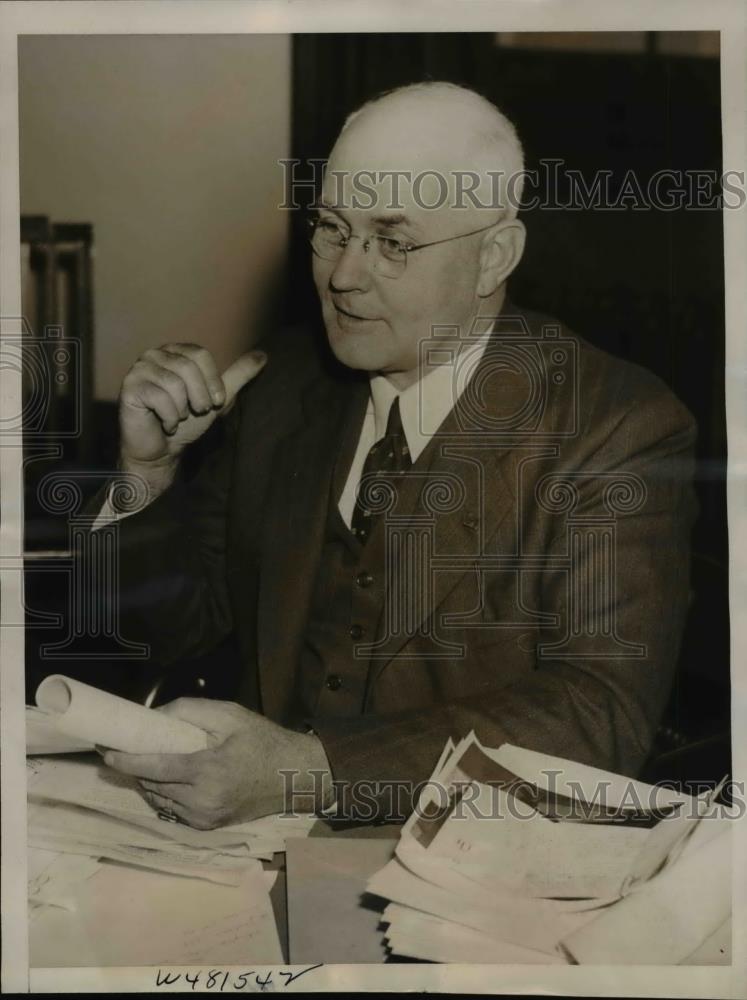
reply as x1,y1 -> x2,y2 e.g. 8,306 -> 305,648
305,212 -> 500,279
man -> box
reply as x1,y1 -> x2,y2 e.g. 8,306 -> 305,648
97,82 -> 697,829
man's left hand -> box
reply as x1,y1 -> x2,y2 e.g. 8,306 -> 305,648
101,699 -> 332,829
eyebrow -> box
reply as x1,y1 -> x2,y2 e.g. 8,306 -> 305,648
314,202 -> 423,236
372,212 -> 414,229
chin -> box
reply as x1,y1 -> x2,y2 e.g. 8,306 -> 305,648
327,331 -> 385,372
324,317 -> 390,373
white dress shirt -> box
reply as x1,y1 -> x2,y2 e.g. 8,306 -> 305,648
336,330 -> 491,527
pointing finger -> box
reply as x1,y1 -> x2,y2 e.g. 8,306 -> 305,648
221,350 -> 267,410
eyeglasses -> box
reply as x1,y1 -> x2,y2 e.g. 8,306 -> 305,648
305,213 -> 500,279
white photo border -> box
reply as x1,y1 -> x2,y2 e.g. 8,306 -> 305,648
1,1 -> 744,995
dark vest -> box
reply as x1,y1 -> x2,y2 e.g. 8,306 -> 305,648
297,399 -> 393,721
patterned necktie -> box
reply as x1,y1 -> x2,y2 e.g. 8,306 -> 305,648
351,396 -> 412,544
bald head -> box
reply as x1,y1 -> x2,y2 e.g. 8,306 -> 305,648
330,82 -> 525,220
313,81 -> 527,389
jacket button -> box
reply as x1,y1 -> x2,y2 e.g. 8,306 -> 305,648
349,623 -> 364,640
356,571 -> 373,588
326,674 -> 343,691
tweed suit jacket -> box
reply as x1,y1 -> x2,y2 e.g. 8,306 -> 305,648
113,302 -> 698,817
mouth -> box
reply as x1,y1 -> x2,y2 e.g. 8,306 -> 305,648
333,303 -> 379,323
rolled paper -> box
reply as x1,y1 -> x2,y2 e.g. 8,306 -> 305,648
26,705 -> 92,754
559,825 -> 731,965
36,675 -> 209,755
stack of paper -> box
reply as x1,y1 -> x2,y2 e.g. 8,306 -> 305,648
25,676 -> 305,965
367,734 -> 733,965
30,859 -> 284,967
28,846 -> 102,920
26,675 -> 316,903
27,755 -> 316,890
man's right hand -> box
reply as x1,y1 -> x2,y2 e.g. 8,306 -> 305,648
118,343 -> 267,497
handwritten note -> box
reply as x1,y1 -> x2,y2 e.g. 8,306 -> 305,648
153,965 -> 323,991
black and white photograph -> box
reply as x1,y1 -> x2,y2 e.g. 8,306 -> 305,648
0,1 -> 745,995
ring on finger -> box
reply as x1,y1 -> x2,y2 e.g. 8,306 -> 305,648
142,787 -> 182,823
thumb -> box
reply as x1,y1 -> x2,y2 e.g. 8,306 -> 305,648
221,350 -> 267,412
156,698 -> 248,737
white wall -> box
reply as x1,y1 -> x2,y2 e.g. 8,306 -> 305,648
19,34 -> 291,401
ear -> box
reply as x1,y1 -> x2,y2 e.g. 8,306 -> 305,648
476,219 -> 526,297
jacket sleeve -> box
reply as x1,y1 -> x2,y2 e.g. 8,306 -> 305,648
100,407 -> 241,668
311,383 -> 698,822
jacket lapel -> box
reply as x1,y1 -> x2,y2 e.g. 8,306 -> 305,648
363,420 -> 519,673
257,373 -> 368,721
363,323 -> 537,673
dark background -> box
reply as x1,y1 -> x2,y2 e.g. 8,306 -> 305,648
25,33 -> 729,782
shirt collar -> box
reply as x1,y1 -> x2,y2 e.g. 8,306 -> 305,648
368,326 -> 493,462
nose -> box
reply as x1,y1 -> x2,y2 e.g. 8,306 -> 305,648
328,236 -> 374,293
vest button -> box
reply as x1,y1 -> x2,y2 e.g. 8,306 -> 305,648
356,571 -> 373,588
349,623 -> 364,640
326,674 -> 343,691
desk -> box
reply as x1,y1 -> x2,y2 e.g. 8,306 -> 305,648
276,823 -> 400,964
